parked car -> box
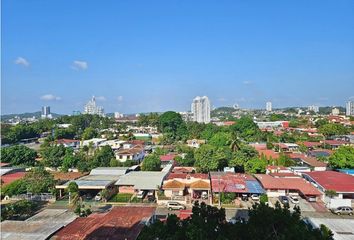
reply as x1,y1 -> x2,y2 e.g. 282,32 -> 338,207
137,190 -> 147,199
201,191 -> 208,200
279,196 -> 289,205
251,194 -> 260,201
241,194 -> 248,201
147,191 -> 155,202
94,192 -> 102,201
167,201 -> 186,211
289,195 -> 299,204
331,206 -> 353,215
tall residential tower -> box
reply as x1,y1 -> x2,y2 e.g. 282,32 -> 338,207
84,96 -> 105,116
346,101 -> 354,116
191,96 -> 211,123
266,101 -> 272,112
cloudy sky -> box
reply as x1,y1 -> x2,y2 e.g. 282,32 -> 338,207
2,0 -> 354,114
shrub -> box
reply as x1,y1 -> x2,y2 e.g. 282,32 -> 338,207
260,194 -> 268,204
110,193 -> 133,202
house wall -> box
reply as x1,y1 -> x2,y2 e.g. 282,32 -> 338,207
164,189 -> 184,197
266,189 -> 286,197
118,186 -> 135,194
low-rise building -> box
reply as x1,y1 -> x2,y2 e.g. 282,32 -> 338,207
186,139 -> 206,148
115,145 -> 145,163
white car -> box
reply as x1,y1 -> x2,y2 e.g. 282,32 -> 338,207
251,194 -> 260,201
137,190 -> 147,199
94,192 -> 102,201
289,196 -> 299,204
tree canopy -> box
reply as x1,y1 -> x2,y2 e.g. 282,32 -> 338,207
319,123 -> 349,138
328,146 -> 354,169
1,145 -> 37,166
138,202 -> 333,240
141,154 -> 161,171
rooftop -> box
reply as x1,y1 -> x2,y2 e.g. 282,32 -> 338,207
307,218 -> 354,240
53,206 -> 155,240
115,171 -> 168,190
303,171 -> 354,193
254,174 -> 321,196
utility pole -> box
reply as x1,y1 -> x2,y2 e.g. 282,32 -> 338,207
218,174 -> 221,208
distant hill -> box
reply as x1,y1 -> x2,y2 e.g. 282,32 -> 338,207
1,111 -> 62,121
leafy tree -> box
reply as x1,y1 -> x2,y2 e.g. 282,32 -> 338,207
41,144 -> 67,168
325,190 -> 338,198
61,148 -> 79,171
91,145 -> 115,168
24,167 -> 56,194
1,200 -> 39,221
1,179 -> 28,197
244,157 -> 267,174
200,123 -> 220,140
122,160 -> 135,167
186,122 -> 206,139
159,111 -> 186,141
276,153 -> 295,167
2,124 -> 38,144
319,123 -> 349,138
82,127 -> 98,140
230,116 -> 261,141
194,145 -> 221,173
328,146 -> 354,169
315,118 -> 328,128
209,132 -> 231,148
141,154 -> 161,171
229,145 -> 259,172
1,145 -> 37,166
109,158 -> 120,167
68,181 -> 80,208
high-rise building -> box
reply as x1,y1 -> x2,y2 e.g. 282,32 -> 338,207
191,96 -> 210,123
41,106 -> 52,119
266,101 -> 272,112
332,108 -> 340,116
308,105 -> 319,113
84,96 -> 105,116
346,101 -> 354,116
114,112 -> 124,118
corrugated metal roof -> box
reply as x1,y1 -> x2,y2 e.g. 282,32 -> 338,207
90,167 -> 128,176
115,171 -> 168,190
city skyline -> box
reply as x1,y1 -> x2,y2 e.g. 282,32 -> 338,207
3,0 -> 354,114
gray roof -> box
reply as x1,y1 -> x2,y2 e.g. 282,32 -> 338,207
115,171 -> 168,190
56,175 -> 120,189
0,209 -> 76,240
90,167 -> 129,176
306,218 -> 354,240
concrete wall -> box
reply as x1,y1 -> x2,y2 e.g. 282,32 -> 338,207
118,186 -> 134,194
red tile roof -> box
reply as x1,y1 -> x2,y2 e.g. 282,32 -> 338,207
255,174 -> 321,196
166,173 -> 209,180
160,154 -> 176,161
302,142 -> 322,148
266,165 -> 288,171
322,140 -> 348,146
287,153 -> 327,168
258,149 -> 280,159
56,139 -> 80,144
1,172 -> 26,186
172,167 -> 195,173
269,172 -> 300,178
303,171 -> 354,193
54,206 -> 155,240
178,210 -> 192,220
210,173 -> 256,193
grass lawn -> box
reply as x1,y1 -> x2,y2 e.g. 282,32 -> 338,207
109,193 -> 133,202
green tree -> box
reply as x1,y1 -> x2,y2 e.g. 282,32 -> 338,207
244,157 -> 267,174
209,132 -> 231,148
41,144 -> 67,168
159,111 -> 186,141
328,146 -> 354,169
141,154 -> 161,171
230,116 -> 261,141
1,145 -> 37,166
68,181 -> 80,208
194,145 -> 220,173
319,123 -> 349,138
82,127 -> 98,140
23,167 -> 56,194
91,145 -> 115,168
61,148 -> 79,171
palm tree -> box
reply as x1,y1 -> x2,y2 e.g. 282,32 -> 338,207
229,132 -> 242,152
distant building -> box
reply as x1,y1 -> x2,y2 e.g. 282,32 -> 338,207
266,101 -> 272,112
191,96 -> 210,123
41,106 -> 52,119
114,112 -> 124,118
346,101 -> 354,116
308,105 -> 319,113
84,96 -> 105,116
331,107 -> 340,116
72,110 -> 81,116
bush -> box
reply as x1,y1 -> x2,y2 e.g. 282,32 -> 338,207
221,192 -> 236,204
110,193 -> 133,202
1,200 -> 39,221
260,194 -> 268,204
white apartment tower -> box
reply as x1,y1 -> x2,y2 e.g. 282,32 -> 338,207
346,101 -> 354,116
266,101 -> 272,112
191,96 -> 211,123
84,96 -> 105,116
41,106 -> 52,119
308,105 -> 319,113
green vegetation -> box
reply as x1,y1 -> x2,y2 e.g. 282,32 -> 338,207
1,200 -> 40,221
109,193 -> 133,202
319,123 -> 349,138
158,111 -> 187,143
1,145 -> 37,166
141,154 -> 161,171
138,201 -> 333,240
328,146 -> 354,169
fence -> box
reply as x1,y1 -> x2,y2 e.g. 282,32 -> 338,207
7,193 -> 55,202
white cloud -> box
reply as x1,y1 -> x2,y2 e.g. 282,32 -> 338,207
40,94 -> 61,101
117,96 -> 124,102
96,96 -> 106,101
15,57 -> 30,67
243,80 -> 252,85
71,60 -> 88,70
218,97 -> 227,102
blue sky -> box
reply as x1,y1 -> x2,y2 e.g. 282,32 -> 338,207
2,0 -> 354,114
